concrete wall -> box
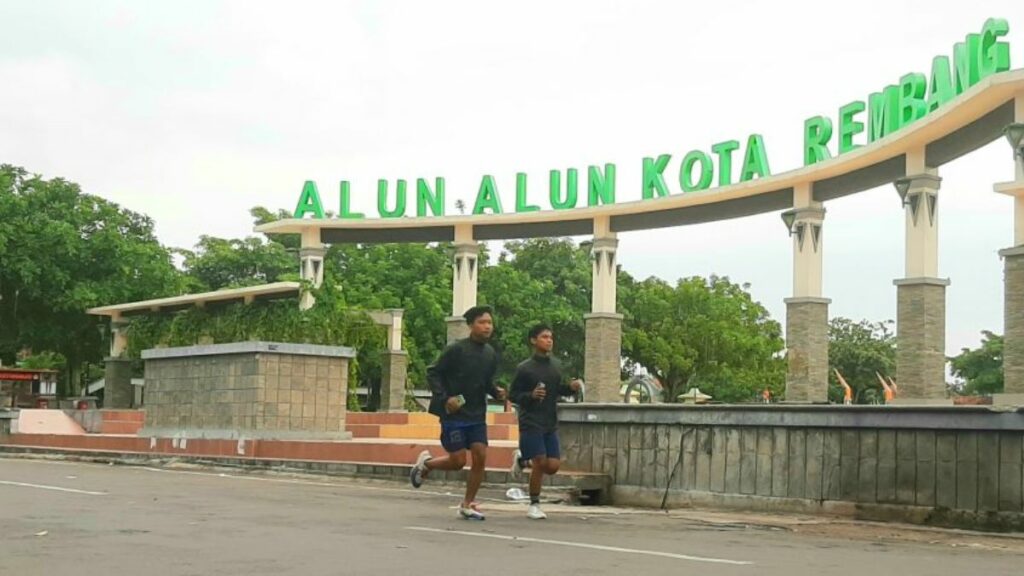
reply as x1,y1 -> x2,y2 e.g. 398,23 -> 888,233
141,342 -> 354,440
558,404 -> 1024,530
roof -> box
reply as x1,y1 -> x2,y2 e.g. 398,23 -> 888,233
86,282 -> 301,317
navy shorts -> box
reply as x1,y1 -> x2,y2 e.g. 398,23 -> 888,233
440,421 -> 488,453
519,430 -> 561,461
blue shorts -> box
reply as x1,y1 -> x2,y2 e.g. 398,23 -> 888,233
519,430 -> 561,461
440,421 -> 488,453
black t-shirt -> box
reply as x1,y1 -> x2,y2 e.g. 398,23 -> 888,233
426,338 -> 500,423
510,354 -> 574,433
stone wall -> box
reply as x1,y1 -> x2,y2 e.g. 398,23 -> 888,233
141,342 -> 354,440
558,404 -> 1024,530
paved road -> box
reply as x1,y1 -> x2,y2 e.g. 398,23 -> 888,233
1,457 -> 1021,575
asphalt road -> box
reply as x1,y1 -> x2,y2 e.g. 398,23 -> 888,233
1,457 -> 1021,575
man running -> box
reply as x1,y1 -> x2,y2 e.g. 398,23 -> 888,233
509,323 -> 581,520
409,305 -> 506,521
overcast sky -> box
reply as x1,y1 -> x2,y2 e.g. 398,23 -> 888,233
1,1 -> 1021,358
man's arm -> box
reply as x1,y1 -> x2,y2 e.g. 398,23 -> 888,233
555,361 -> 578,397
486,349 -> 506,400
509,367 -> 534,406
426,344 -> 457,398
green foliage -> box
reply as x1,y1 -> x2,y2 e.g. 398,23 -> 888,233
480,239 -> 591,385
177,235 -> 297,291
827,317 -> 896,404
126,282 -> 383,410
620,275 -> 786,403
0,164 -> 183,394
18,351 -> 67,370
950,331 -> 1003,395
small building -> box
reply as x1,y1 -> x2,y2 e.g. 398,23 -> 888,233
0,368 -> 59,408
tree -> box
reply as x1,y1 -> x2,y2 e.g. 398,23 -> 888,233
827,318 -> 896,404
326,242 -> 452,393
480,239 -> 592,382
179,235 -> 297,291
620,275 -> 786,403
949,331 -> 1003,395
0,165 -> 183,394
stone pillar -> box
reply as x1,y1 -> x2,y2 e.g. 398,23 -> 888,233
785,298 -> 830,402
782,185 -> 829,402
380,350 -> 409,412
584,313 -> 622,403
584,219 -> 622,403
1003,247 -> 1024,395
998,107 -> 1024,397
104,315 -> 133,408
893,165 -> 949,400
104,357 -> 134,409
894,278 -> 949,399
299,228 -> 326,311
447,236 -> 479,344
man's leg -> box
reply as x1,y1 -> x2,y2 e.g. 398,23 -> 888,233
529,455 -> 548,502
411,422 -> 468,488
424,450 -> 467,474
465,441 -> 487,506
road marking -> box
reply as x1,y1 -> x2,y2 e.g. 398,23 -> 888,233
0,480 -> 106,496
404,526 -> 753,565
138,466 -> 461,498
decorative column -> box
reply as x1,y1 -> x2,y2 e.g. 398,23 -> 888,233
447,226 -> 479,343
584,217 -> 623,403
781,183 -> 829,402
104,312 -> 134,408
299,228 -> 326,311
372,309 -> 409,412
893,155 -> 949,401
998,106 -> 1024,399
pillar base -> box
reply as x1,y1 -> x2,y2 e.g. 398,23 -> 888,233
784,297 -> 830,402
104,357 -> 134,409
1002,246 -> 1024,395
380,350 -> 409,412
445,316 -> 470,344
584,313 -> 623,403
894,277 -> 950,400
991,393 -> 1024,407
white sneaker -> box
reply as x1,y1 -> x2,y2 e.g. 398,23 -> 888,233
458,502 -> 486,521
410,450 -> 431,488
527,503 -> 547,520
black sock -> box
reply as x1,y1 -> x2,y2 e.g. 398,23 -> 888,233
530,495 -> 540,505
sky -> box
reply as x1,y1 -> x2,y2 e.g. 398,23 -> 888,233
1,0 -> 1021,359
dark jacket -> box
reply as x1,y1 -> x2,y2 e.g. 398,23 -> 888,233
510,354 -> 573,432
426,338 -> 501,423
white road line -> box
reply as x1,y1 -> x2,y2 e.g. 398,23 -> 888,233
405,526 -> 753,566
0,480 -> 106,496
138,466 -> 462,498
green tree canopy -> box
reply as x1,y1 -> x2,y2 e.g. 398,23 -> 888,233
0,165 -> 182,393
827,317 -> 896,404
620,275 -> 786,403
950,331 -> 1003,395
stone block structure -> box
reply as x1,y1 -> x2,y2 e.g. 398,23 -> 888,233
141,342 -> 354,440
